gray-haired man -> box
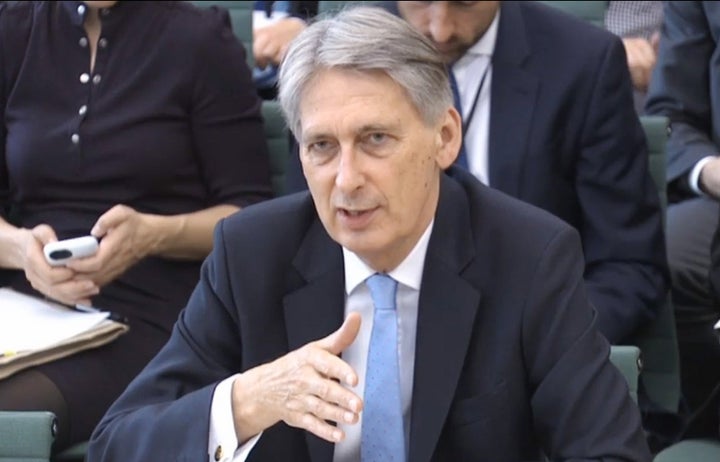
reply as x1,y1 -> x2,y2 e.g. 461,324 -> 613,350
89,7 -> 651,462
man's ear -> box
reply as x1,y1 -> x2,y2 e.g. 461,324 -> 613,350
435,106 -> 462,170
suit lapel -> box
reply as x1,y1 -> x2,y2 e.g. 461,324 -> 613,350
284,218 -> 345,462
488,1 -> 539,198
408,172 -> 482,462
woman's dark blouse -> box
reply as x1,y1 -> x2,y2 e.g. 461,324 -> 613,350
0,1 -> 273,330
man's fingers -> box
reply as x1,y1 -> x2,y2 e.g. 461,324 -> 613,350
304,373 -> 362,413
287,394 -> 359,426
286,410 -> 345,443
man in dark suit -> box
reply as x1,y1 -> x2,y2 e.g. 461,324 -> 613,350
284,0 -> 668,346
645,0 -> 720,438
88,7 -> 650,461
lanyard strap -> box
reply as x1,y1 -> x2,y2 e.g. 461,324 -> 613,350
460,61 -> 492,134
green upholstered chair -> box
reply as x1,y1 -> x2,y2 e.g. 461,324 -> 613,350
190,1 -> 254,67
642,116 -> 670,218
654,438 -> 720,462
632,116 -> 681,415
0,410 -> 88,462
0,411 -> 55,462
540,1 -> 607,28
261,100 -> 290,197
609,345 -> 642,404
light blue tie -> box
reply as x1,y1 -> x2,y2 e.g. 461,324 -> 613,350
361,274 -> 405,462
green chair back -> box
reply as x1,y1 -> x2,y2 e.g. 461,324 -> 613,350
261,100 -> 290,197
190,1 -> 254,67
642,116 -> 669,218
632,115 -> 681,414
540,1 -> 607,28
609,345 -> 641,403
0,411 -> 55,462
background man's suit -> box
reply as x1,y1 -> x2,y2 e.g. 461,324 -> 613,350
89,168 -> 650,461
285,1 -> 668,345
646,0 -> 720,436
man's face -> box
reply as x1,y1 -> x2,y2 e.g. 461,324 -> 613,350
398,1 -> 500,64
298,68 -> 460,271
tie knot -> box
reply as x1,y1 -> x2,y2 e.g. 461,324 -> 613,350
366,273 -> 398,311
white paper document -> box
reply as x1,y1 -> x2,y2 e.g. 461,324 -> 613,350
0,287 -> 110,353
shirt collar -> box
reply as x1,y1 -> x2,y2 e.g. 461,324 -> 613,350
459,9 -> 500,61
343,220 -> 434,295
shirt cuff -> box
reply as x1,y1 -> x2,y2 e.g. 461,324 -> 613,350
688,156 -> 716,196
208,374 -> 262,462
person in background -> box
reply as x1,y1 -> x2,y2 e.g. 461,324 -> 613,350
252,1 -> 317,100
88,7 -> 650,461
0,0 -> 272,451
646,0 -> 720,439
396,0 -> 669,344
605,1 -> 664,113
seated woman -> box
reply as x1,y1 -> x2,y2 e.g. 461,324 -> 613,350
0,0 -> 272,451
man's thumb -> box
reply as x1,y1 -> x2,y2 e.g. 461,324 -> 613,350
320,312 -> 361,355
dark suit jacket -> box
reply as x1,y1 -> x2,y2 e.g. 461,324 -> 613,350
88,168 -> 651,461
646,1 -> 720,194
285,1 -> 668,344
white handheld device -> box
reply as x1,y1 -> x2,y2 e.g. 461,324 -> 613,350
43,236 -> 99,267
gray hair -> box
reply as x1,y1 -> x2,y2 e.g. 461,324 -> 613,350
277,6 -> 453,137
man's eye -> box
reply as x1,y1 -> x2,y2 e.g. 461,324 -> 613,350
368,133 -> 388,144
309,140 -> 333,152
305,140 -> 337,164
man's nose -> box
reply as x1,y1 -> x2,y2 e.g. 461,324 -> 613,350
335,148 -> 364,193
427,3 -> 455,44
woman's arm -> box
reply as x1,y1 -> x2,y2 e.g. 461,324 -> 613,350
0,218 -> 32,269
92,203 -> 240,262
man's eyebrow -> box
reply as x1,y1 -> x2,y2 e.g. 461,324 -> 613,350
357,123 -> 397,133
302,122 -> 401,143
300,131 -> 331,144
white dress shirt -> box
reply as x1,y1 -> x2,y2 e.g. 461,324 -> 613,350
451,11 -> 499,185
207,222 -> 434,462
689,156 -> 716,196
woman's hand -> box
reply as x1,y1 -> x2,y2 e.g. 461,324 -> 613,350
66,204 -> 158,288
22,224 -> 99,305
